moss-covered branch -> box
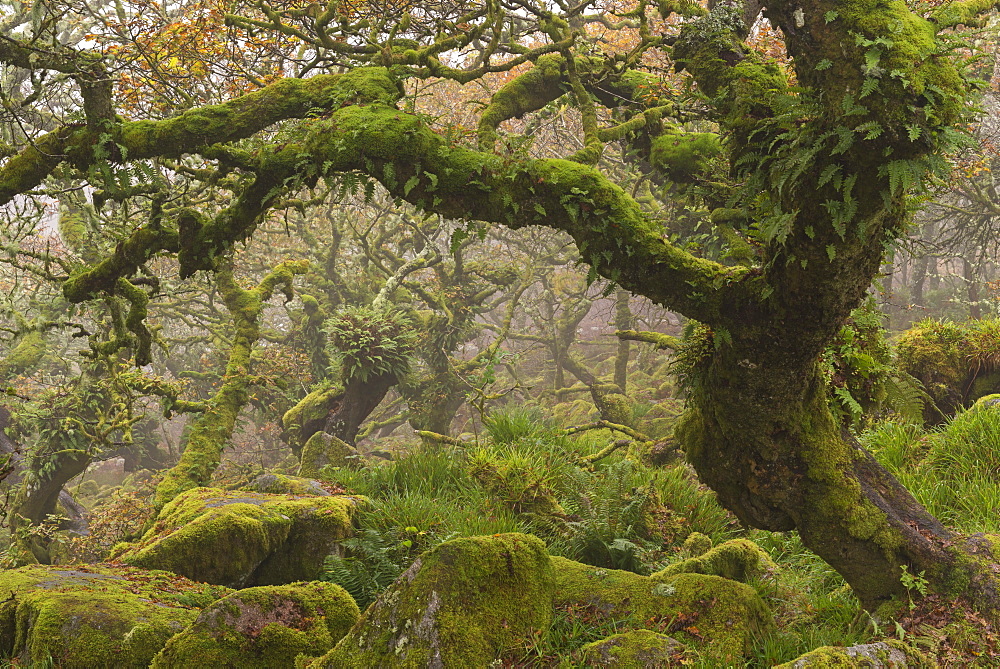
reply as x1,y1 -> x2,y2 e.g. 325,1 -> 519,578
154,258 -> 308,508
296,101 -> 753,325
615,329 -> 681,351
416,430 -> 468,447
62,226 -> 179,302
0,69 -> 403,206
561,419 -> 650,443
0,38 -> 113,125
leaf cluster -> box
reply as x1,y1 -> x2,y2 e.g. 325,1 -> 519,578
324,304 -> 416,384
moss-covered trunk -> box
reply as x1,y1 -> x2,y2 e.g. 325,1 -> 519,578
154,259 -> 307,508
325,372 -> 398,446
678,334 -> 1000,610
401,370 -> 466,436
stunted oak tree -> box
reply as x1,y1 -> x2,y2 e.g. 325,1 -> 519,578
4,0 -> 1000,611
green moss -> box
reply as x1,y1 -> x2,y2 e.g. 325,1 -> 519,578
0,329 -> 45,379
61,226 -> 180,303
477,54 -> 566,150
551,556 -> 774,662
299,432 -> 359,477
596,392 -> 634,426
826,0 -> 963,127
311,533 -> 554,668
245,473 -> 333,496
152,582 -> 360,668
580,629 -> 689,667
972,393 -> 1000,409
896,319 -> 1000,423
0,563 -> 230,668
552,399 -> 598,427
282,383 -> 343,454
73,479 -> 102,498
681,532 -> 714,557
774,640 -> 931,668
118,70 -> 401,160
896,319 -> 969,422
649,131 -> 722,183
654,538 -> 777,583
672,7 -> 791,147
119,488 -> 359,587
295,101 -> 744,324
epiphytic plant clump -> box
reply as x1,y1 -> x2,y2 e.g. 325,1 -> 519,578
324,306 -> 416,383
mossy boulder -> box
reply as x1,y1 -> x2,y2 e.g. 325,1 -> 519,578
895,319 -> 1000,424
973,393 -> 1000,410
637,399 -> 685,440
309,533 -> 555,667
680,532 -> 713,557
596,392 -> 634,426
552,399 -> 595,427
552,556 -> 773,662
299,431 -> 359,477
641,437 -> 681,467
117,487 -> 360,587
152,581 -> 360,668
0,563 -> 230,668
776,640 -> 930,667
73,479 -> 101,498
580,630 -> 689,667
653,539 -> 778,583
245,472 -> 332,496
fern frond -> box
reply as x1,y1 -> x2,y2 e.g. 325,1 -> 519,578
882,372 -> 928,425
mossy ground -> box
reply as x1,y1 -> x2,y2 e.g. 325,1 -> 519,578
299,432 -> 358,477
11,411 -> 996,667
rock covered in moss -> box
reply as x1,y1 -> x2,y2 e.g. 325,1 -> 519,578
152,581 -> 359,668
776,640 -> 930,668
654,538 -> 778,583
308,533 -> 554,668
580,629 -> 688,667
299,431 -> 359,477
973,393 -> 1000,410
895,320 -> 1000,424
0,563 -> 230,668
596,392 -> 634,426
680,532 -> 713,557
245,472 -> 331,496
552,399 -> 596,427
552,556 -> 773,663
116,487 -> 360,587
73,479 -> 101,498
636,399 -> 685,441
